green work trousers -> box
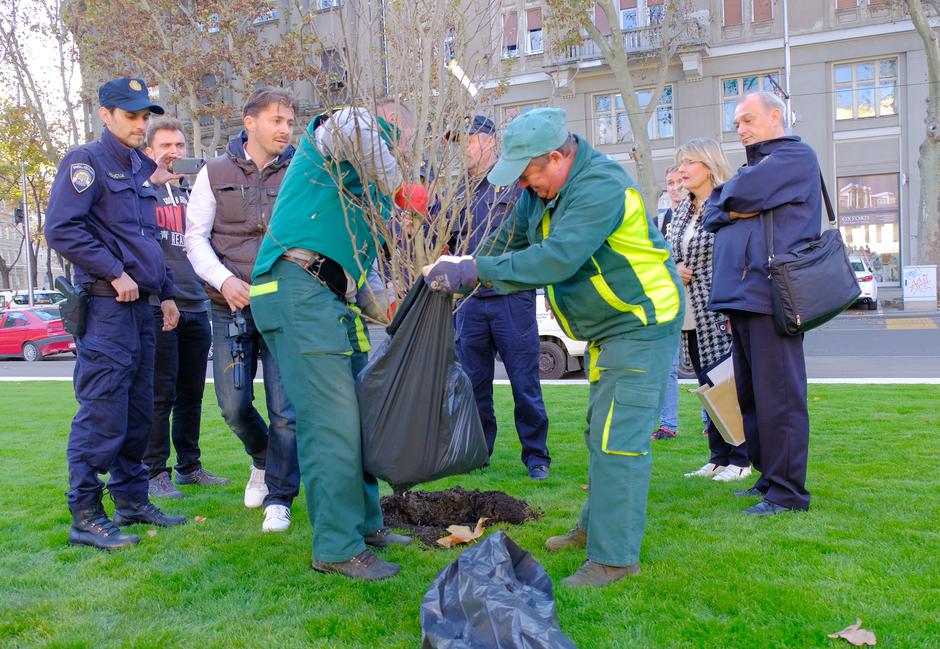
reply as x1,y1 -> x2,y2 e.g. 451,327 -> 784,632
578,325 -> 678,567
251,259 -> 382,563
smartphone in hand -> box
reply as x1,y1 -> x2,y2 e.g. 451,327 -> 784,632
171,158 -> 206,175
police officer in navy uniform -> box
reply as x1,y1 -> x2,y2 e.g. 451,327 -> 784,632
46,77 -> 187,550
449,116 -> 551,479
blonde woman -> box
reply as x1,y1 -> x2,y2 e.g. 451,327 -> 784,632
671,139 -> 752,481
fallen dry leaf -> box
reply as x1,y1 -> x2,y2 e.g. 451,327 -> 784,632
580,484 -> 589,491
812,396 -> 822,401
194,516 -> 206,523
146,529 -> 158,538
436,517 -> 489,548
827,618 -> 877,646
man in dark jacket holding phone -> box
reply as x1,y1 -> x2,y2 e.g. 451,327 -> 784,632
702,91 -> 820,516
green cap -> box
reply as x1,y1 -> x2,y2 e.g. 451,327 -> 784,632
487,108 -> 568,186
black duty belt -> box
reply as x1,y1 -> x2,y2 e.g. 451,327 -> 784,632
279,249 -> 348,302
86,279 -> 150,302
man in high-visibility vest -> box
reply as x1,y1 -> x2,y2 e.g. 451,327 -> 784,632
424,107 -> 683,587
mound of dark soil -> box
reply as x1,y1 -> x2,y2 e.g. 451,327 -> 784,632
381,486 -> 540,547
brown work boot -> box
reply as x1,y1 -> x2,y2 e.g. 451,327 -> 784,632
312,550 -> 400,581
364,527 -> 413,549
560,560 -> 640,587
544,526 -> 587,552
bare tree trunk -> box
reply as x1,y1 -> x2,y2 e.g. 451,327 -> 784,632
907,0 -> 940,271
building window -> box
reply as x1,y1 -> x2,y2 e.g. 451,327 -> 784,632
253,7 -> 279,23
502,11 -> 519,58
594,1 -> 664,34
317,0 -> 343,9
836,0 -> 858,8
526,8 -> 543,54
502,101 -> 548,125
723,0 -> 743,26
837,173 -> 900,283
834,58 -> 897,120
593,85 -> 673,145
721,71 -> 782,131
752,0 -> 772,21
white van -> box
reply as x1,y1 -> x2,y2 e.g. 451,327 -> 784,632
535,289 -> 696,380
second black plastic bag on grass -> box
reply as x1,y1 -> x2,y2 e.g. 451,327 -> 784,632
357,280 -> 487,492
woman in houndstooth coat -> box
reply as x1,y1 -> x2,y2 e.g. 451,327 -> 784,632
669,139 -> 751,482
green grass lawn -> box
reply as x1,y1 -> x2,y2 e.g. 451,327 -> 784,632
0,382 -> 938,648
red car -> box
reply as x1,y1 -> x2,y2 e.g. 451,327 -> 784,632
0,307 -> 76,361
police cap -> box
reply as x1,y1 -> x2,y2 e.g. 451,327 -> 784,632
98,77 -> 165,115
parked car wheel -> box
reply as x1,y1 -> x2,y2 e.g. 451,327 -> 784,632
868,299 -> 878,311
539,339 -> 567,380
22,341 -> 41,362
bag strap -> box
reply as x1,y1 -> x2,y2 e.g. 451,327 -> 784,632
763,172 -> 834,261
820,172 -> 836,225
762,209 -> 775,260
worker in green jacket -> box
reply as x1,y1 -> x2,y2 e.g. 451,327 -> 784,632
249,99 -> 429,581
423,107 -> 683,587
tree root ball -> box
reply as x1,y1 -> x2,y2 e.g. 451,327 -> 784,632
380,486 -> 541,547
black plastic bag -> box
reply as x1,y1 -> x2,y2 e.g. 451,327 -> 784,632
421,531 -> 577,649
357,280 -> 487,492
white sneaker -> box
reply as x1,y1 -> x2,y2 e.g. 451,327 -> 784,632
713,465 -> 753,482
244,466 -> 268,509
684,462 -> 726,478
262,504 -> 291,533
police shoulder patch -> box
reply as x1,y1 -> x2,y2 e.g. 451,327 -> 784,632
70,163 -> 95,193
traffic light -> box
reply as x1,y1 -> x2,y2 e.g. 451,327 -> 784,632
13,208 -> 23,225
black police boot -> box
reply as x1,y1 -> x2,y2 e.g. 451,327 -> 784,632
68,506 -> 140,550
113,500 -> 187,527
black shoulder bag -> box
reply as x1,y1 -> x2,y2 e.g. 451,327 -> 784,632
763,174 -> 861,336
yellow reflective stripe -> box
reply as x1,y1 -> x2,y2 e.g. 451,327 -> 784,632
249,281 -> 278,297
540,211 -> 576,339
606,188 -> 681,324
601,399 -> 648,457
588,256 -> 648,326
587,341 -> 602,383
353,314 -> 371,352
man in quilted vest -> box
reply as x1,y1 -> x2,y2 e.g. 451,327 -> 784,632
185,87 -> 300,533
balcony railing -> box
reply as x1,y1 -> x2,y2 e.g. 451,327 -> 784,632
549,18 -> 708,65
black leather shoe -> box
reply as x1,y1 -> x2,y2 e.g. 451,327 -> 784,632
742,499 -> 793,516
734,486 -> 764,497
68,507 -> 140,550
113,500 -> 187,527
528,464 -> 549,480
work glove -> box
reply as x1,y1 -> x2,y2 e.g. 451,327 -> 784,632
422,255 -> 477,293
394,183 -> 430,217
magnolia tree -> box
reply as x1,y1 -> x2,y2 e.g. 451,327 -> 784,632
543,0 -> 700,211
292,0 -> 514,319
897,0 -> 940,271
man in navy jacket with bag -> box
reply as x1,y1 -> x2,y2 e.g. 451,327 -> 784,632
702,91 -> 820,515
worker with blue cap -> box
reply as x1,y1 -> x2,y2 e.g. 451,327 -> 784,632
46,77 -> 187,551
447,115 -> 551,479
423,107 -> 683,587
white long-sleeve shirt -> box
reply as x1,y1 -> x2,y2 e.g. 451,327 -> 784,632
184,151 -> 276,292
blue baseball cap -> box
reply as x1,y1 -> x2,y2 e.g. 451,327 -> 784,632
98,77 -> 164,114
487,108 -> 568,186
445,114 -> 496,141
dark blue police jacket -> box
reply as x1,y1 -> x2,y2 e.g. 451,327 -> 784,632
46,128 -> 174,301
702,136 -> 821,315
451,175 -> 522,298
